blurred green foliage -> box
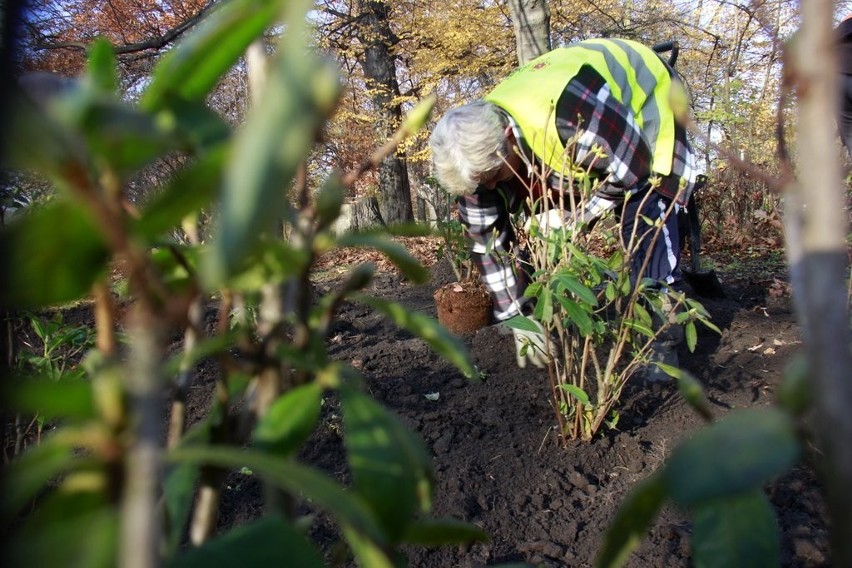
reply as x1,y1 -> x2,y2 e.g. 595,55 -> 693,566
0,1 -> 485,566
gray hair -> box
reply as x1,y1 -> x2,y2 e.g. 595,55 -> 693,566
429,101 -> 506,196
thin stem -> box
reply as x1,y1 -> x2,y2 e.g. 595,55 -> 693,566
119,308 -> 163,568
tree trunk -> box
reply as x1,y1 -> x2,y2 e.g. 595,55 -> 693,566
356,0 -> 414,224
507,0 -> 551,66
786,2 -> 852,565
332,196 -> 385,235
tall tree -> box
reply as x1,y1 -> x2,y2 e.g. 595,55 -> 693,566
507,0 -> 551,65
354,0 -> 413,223
785,2 -> 852,562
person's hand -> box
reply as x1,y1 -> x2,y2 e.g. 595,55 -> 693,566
523,209 -> 569,237
511,319 -> 550,369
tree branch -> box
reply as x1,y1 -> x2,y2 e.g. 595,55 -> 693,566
31,0 -> 216,58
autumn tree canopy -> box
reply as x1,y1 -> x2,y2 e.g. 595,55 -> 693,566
19,0 -> 211,81
10,0 -> 852,225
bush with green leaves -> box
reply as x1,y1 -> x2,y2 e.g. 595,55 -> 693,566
506,154 -> 720,442
0,1 -> 487,566
16,311 -> 95,383
5,311 -> 95,448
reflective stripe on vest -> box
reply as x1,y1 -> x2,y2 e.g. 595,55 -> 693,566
484,38 -> 677,178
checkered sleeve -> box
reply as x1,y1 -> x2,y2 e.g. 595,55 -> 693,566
457,188 -> 530,322
554,66 -> 653,200
554,65 -> 698,205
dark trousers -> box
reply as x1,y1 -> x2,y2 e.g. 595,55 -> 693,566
841,74 -> 852,155
619,190 -> 681,290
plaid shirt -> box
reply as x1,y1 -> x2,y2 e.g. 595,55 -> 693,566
458,65 -> 699,322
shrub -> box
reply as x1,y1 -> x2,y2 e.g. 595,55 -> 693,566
506,142 -> 719,441
0,1 -> 485,566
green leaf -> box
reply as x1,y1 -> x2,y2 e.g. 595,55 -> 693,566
596,472 -> 667,568
524,281 -> 543,299
692,491 -> 780,568
504,315 -> 540,333
222,237 -> 310,292
141,0 -> 283,109
536,287 -> 554,323
558,384 -> 591,405
167,445 -> 387,545
701,318 -> 722,335
254,383 -> 323,456
685,321 -> 698,352
341,525 -> 396,568
623,319 -> 655,338
3,376 -> 96,421
632,303 -> 653,329
168,516 -> 324,568
337,233 -> 429,284
134,146 -> 226,239
8,490 -> 118,568
0,200 -> 109,309
202,2 -> 342,285
554,274 -> 598,306
147,245 -> 199,292
685,298 -> 712,319
0,437 -> 76,519
86,39 -> 117,94
401,93 -> 437,134
777,353 -> 811,417
353,295 -> 475,378
559,296 -> 594,337
154,96 -> 232,153
605,281 -> 616,302
676,370 -> 714,420
639,214 -> 655,226
402,518 -> 489,546
663,408 -> 800,507
79,99 -> 180,174
314,175 -> 345,231
163,461 -> 200,555
3,83 -> 87,186
654,362 -> 682,379
341,386 -> 434,541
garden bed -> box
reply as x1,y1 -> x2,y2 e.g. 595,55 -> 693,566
207,254 -> 829,567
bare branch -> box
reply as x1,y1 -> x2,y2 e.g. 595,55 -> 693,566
30,0 -> 216,59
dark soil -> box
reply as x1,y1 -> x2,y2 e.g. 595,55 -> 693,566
212,255 -> 830,568
4,245 -> 830,567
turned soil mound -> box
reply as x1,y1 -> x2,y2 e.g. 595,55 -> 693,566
209,253 -> 829,568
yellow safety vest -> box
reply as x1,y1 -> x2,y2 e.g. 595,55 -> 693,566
484,38 -> 678,178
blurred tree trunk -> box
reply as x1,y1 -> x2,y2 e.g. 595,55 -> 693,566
507,0 -> 551,65
355,0 -> 412,224
785,1 -> 852,565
